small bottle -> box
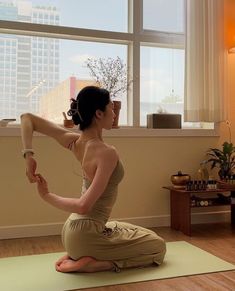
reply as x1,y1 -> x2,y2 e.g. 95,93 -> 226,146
214,180 -> 217,189
207,180 -> 211,189
191,180 -> 195,191
207,176 -> 214,189
193,180 -> 197,191
198,180 -> 202,190
202,180 -> 207,190
230,175 -> 233,184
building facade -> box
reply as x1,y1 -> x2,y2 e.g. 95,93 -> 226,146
39,77 -> 94,124
0,0 -> 60,120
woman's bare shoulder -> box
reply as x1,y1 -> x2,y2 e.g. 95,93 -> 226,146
89,141 -> 118,161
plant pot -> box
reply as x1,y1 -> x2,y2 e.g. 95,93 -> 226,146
63,119 -> 74,128
112,100 -> 121,128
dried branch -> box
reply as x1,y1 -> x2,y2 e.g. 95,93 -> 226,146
85,56 -> 132,99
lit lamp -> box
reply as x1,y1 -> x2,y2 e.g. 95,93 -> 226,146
229,46 -> 235,53
229,37 -> 235,53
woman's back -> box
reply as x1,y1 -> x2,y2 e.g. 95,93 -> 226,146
72,138 -> 117,182
69,138 -> 124,223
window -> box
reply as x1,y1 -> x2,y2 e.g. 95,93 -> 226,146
0,0 -> 189,128
143,0 -> 185,33
140,46 -> 185,126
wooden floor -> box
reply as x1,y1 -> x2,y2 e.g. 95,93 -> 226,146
0,223 -> 235,290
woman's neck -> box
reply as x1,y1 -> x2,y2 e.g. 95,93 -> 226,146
80,128 -> 103,142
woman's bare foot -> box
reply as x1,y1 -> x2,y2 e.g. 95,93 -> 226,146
55,255 -> 114,273
55,254 -> 70,270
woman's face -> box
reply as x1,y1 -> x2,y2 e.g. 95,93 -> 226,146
103,101 -> 116,129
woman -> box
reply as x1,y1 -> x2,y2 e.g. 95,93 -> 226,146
21,86 -> 166,273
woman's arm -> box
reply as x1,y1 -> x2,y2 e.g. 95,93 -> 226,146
35,147 -> 118,214
21,113 -> 80,183
36,174 -> 86,214
21,113 -> 80,149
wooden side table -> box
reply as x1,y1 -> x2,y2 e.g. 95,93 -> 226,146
163,186 -> 235,236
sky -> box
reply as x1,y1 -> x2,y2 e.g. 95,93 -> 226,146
31,0 -> 128,32
2,0 -> 185,105
30,0 -> 129,82
31,0 -> 184,104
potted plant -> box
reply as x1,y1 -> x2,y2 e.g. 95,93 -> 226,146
85,56 -> 132,128
204,121 -> 235,180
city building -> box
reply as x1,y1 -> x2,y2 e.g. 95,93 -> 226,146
39,77 -> 94,124
0,0 -> 60,120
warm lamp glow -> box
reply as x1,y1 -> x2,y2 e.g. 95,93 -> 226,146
229,36 -> 235,53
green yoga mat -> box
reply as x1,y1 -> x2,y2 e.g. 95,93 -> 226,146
0,241 -> 234,291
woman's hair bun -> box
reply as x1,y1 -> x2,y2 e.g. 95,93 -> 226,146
67,98 -> 82,125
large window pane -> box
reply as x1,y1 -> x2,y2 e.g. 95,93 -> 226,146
0,0 -> 128,33
0,33 -> 128,125
0,1 -> 190,129
140,46 -> 185,126
143,0 -> 185,33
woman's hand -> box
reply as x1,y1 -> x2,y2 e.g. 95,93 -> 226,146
35,175 -> 81,213
25,156 -> 37,183
36,174 -> 50,199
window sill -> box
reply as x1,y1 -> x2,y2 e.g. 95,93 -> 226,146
104,126 -> 219,137
0,125 -> 219,137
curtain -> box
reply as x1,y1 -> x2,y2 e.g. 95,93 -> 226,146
184,0 -> 228,122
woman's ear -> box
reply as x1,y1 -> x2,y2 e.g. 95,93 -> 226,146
95,109 -> 103,120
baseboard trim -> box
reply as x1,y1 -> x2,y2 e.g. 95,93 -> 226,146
113,215 -> 170,228
0,210 -> 230,239
0,223 -> 63,240
114,210 -> 230,228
